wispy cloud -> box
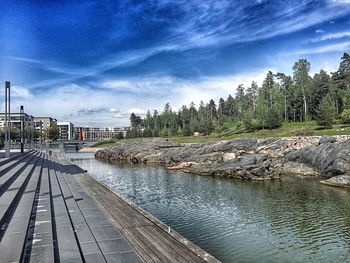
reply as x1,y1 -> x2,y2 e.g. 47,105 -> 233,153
313,31 -> 350,41
289,41 -> 350,55
12,86 -> 33,98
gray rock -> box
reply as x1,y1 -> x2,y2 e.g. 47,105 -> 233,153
95,136 -> 350,180
280,161 -> 319,176
318,136 -> 336,145
321,174 -> 350,188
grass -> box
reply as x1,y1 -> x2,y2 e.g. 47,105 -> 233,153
91,139 -> 117,148
91,121 -> 350,147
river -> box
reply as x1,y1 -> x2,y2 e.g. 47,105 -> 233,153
67,152 -> 350,263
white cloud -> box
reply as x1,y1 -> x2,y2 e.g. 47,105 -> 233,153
288,41 -> 350,55
126,108 -> 146,115
315,29 -> 325,34
315,31 -> 350,41
11,86 -> 33,98
332,0 -> 350,3
109,108 -> 119,113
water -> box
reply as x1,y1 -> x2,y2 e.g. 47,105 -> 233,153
67,152 -> 350,263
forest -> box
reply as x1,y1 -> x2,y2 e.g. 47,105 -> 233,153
125,53 -> 350,138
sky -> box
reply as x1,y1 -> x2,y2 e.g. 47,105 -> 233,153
1,0 -> 350,127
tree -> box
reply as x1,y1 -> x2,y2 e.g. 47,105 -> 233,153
235,84 -> 247,116
341,109 -> 350,124
217,98 -> 226,123
293,59 -> 311,121
255,74 -> 284,129
331,53 -> 350,114
276,73 -> 293,121
246,81 -> 259,112
48,126 -> 60,141
225,95 -> 237,119
316,95 -> 335,128
208,99 -> 217,121
129,113 -> 143,137
310,70 -> 331,119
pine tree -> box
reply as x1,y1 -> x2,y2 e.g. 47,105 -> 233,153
316,95 -> 335,128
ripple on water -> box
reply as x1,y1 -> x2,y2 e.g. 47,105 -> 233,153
69,155 -> 350,263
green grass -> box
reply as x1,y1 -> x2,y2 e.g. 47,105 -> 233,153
91,139 -> 117,148
91,121 -> 350,146
170,121 -> 350,143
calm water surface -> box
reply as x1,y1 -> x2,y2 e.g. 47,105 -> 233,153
67,152 -> 350,263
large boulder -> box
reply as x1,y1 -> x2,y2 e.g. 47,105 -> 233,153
289,139 -> 350,177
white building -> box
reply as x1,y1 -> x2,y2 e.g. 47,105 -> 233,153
57,122 -> 74,141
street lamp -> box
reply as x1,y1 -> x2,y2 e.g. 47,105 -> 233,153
4,81 -> 11,158
20,105 -> 24,153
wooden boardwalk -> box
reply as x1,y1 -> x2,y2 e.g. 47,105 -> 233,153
0,151 -> 220,263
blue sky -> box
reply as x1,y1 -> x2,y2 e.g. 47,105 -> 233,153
1,0 -> 350,127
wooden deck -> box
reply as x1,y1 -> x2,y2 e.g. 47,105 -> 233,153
0,151 -> 220,263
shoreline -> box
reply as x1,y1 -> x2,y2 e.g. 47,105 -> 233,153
95,136 -> 350,188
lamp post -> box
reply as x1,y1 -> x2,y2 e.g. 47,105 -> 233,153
20,105 -> 24,153
4,81 -> 11,158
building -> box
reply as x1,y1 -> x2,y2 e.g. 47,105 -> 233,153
34,117 -> 57,141
57,122 -> 74,141
74,127 -> 129,141
0,112 -> 34,130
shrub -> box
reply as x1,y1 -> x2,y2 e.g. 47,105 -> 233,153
341,109 -> 350,124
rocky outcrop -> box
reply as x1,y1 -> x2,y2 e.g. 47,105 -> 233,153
95,136 -> 350,186
321,174 -> 350,188
286,139 -> 350,177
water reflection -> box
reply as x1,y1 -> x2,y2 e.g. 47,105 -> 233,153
67,153 -> 350,263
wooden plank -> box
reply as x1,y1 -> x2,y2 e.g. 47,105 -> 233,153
120,228 -> 161,263
133,226 -> 192,263
144,225 -> 204,263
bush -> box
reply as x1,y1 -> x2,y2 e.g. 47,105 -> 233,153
341,109 -> 350,124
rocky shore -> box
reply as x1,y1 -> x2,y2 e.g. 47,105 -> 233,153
95,136 -> 350,188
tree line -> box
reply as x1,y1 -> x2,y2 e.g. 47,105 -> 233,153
126,53 -> 350,138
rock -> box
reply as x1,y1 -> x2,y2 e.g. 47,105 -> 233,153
295,139 -> 350,176
280,161 -> 319,176
318,136 -> 336,145
167,162 -> 198,170
320,174 -> 350,188
95,136 -> 350,181
223,153 -> 236,161
212,138 -> 258,152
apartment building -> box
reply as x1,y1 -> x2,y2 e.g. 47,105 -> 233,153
0,112 -> 34,130
57,122 -> 74,141
34,117 -> 57,141
74,127 -> 128,141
